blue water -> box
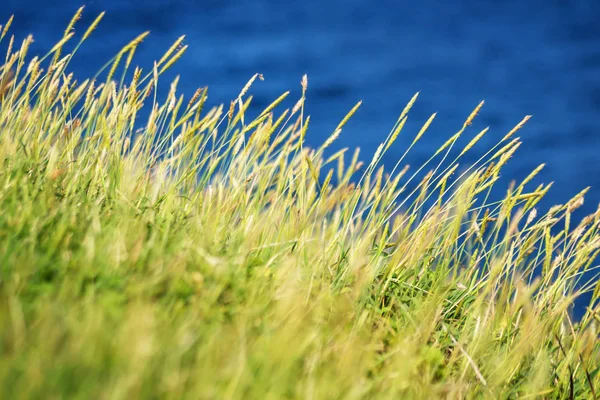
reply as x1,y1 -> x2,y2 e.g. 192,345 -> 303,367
1,2 -> 599,216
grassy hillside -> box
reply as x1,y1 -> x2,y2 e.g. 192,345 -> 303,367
0,9 -> 599,399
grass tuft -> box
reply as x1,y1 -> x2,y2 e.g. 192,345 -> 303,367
0,10 -> 599,399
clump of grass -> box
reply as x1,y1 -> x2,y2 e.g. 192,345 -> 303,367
0,9 -> 599,399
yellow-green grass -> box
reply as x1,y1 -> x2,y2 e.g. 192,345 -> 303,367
0,9 -> 599,399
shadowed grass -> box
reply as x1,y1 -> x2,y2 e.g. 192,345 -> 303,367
0,9 -> 599,400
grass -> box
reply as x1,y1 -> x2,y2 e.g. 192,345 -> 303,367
1,8 -> 600,399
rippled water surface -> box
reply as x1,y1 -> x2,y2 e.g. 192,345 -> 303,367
2,0 -> 600,215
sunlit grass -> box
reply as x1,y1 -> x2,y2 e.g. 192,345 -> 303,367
0,9 -> 599,399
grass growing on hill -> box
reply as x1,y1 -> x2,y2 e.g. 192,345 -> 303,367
1,9 -> 600,399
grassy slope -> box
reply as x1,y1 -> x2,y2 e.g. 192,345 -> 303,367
0,10 -> 599,399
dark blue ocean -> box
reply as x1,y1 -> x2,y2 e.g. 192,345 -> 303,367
2,2 -> 600,231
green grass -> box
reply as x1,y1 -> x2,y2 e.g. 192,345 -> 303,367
1,9 -> 600,399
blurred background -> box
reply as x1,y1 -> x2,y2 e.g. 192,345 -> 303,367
1,0 -> 599,216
